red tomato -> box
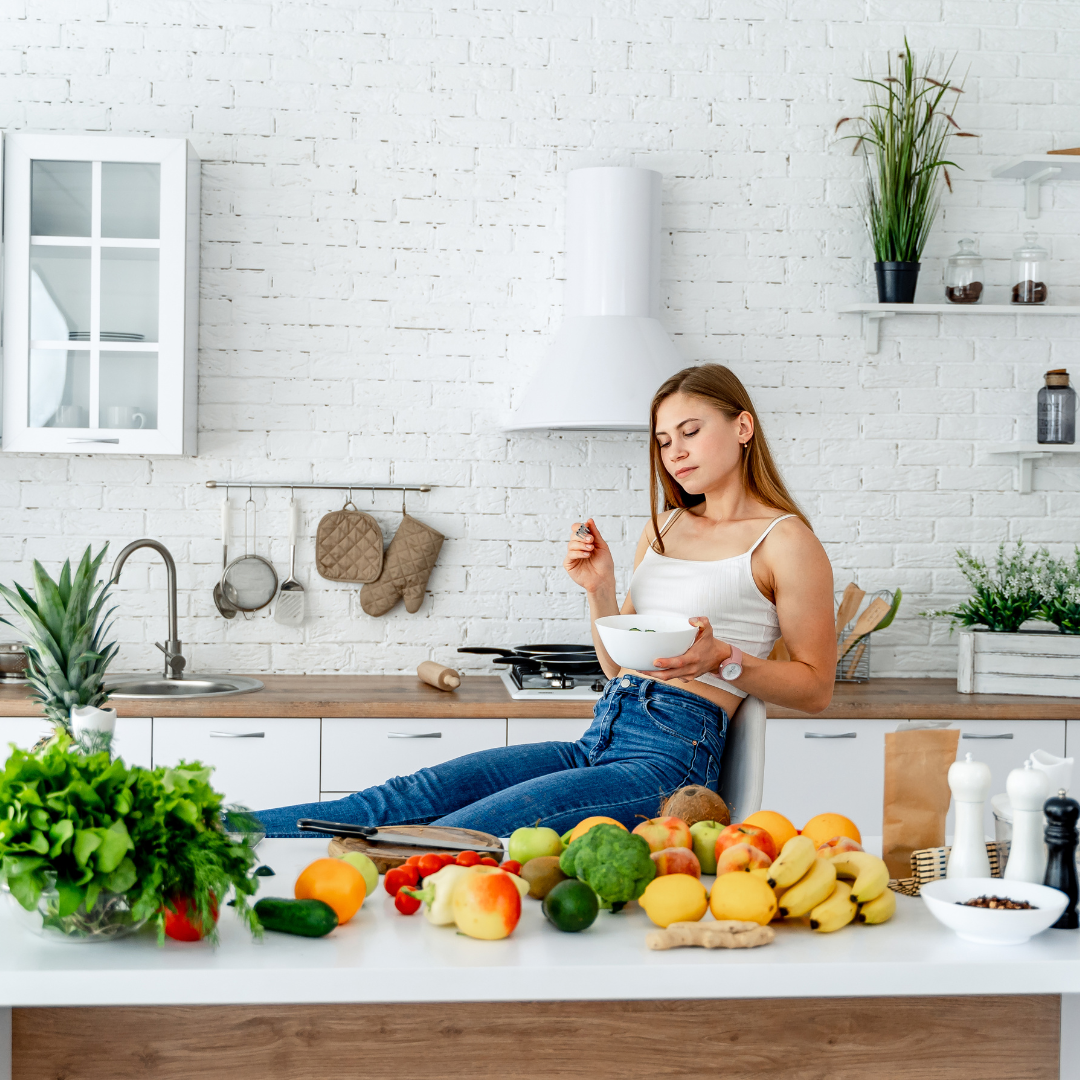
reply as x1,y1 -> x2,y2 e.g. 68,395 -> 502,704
384,864 -> 420,896
163,894 -> 218,942
479,857 -> 499,866
418,853 -> 446,877
438,852 -> 457,866
500,860 -> 522,876
394,887 -> 422,915
405,854 -> 423,867
455,850 -> 481,867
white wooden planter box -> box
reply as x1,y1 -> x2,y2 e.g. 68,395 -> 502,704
957,630 -> 1080,697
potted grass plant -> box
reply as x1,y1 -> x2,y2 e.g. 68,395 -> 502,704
0,546 -> 118,745
837,40 -> 977,303
925,543 -> 1080,697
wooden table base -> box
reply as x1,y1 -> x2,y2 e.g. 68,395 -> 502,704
13,996 -> 1059,1080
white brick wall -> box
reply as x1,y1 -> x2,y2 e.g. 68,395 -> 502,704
2,0 -> 1079,680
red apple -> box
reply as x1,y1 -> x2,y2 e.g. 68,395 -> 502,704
713,823 -> 778,863
632,816 -> 692,854
715,842 -> 773,876
651,847 -> 702,878
815,835 -> 864,857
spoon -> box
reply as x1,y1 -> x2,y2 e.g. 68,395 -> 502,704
213,498 -> 238,620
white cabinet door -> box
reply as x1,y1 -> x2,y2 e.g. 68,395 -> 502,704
762,718 -> 894,836
948,719 -> 1066,836
152,717 -> 320,810
2,133 -> 199,456
321,717 -> 507,794
1069,720 -> 1080,761
0,715 -> 152,768
508,716 -> 592,746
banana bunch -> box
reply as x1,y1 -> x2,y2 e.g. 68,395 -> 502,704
765,837 -> 896,932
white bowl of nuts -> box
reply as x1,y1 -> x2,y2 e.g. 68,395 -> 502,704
920,877 -> 1069,945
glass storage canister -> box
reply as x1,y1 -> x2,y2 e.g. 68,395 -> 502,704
944,238 -> 983,304
1038,369 -> 1076,445
1011,232 -> 1048,305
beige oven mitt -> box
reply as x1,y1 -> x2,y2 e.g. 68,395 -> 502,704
315,504 -> 384,583
360,514 -> 444,616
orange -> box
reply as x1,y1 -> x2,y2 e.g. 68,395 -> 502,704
568,816 -> 627,844
743,810 -> 798,853
294,858 -> 367,924
800,813 -> 862,847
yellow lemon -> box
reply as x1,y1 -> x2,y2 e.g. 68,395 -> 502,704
639,873 -> 709,928
709,871 -> 778,926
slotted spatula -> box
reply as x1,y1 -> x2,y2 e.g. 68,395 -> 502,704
275,498 -> 306,626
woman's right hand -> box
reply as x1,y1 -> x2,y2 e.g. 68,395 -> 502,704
563,518 -> 615,595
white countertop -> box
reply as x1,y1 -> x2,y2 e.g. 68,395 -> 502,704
1,839 -> 1078,1007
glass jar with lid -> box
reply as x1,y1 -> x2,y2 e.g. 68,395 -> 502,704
1011,232 -> 1048,304
1038,369 -> 1076,445
944,238 -> 984,304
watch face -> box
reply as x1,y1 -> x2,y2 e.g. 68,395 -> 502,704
721,662 -> 742,681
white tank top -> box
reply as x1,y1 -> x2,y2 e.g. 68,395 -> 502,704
628,509 -> 795,699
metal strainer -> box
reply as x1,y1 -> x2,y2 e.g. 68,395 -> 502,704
222,494 -> 278,617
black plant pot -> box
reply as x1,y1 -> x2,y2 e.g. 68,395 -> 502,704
874,261 -> 920,303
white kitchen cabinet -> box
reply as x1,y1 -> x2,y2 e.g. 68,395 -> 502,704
152,717 -> 320,810
508,717 -> 592,746
2,134 -> 199,455
321,717 -> 507,795
1067,720 -> 1080,760
761,718 -> 894,836
0,715 -> 152,768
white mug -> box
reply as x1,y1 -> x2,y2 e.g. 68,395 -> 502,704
104,405 -> 147,429
53,404 -> 86,427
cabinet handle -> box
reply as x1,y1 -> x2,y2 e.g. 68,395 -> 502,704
387,732 -> 442,739
210,731 -> 265,738
67,437 -> 121,444
962,732 -> 1013,740
804,732 -> 857,739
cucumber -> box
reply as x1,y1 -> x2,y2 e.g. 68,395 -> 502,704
254,897 -> 338,937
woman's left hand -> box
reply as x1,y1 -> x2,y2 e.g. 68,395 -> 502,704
650,617 -> 729,682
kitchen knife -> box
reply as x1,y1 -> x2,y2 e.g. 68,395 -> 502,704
295,818 -> 503,855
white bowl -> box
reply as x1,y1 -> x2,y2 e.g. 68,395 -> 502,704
595,614 -> 698,672
920,877 -> 1068,945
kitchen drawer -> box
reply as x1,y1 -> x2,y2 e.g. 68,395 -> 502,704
508,716 -> 592,746
152,717 -> 320,810
0,715 -> 152,768
321,717 -> 507,794
762,718 -> 894,836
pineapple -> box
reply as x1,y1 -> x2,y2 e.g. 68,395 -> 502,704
0,546 -> 118,734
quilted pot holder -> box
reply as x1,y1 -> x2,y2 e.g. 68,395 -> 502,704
360,513 -> 445,616
315,503 -> 384,583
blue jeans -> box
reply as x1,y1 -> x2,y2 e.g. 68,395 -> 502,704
254,675 -> 728,838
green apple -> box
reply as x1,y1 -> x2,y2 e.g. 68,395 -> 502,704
509,826 -> 564,865
340,851 -> 379,898
689,820 -> 726,875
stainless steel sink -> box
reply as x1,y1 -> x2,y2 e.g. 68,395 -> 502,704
105,675 -> 264,699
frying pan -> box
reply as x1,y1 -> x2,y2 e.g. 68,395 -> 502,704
458,645 -> 604,676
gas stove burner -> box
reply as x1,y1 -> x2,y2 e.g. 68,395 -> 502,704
460,643 -> 605,700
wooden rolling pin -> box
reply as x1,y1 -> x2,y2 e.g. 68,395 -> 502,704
417,661 -> 461,692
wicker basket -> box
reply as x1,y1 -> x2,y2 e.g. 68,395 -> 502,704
889,841 -> 1003,897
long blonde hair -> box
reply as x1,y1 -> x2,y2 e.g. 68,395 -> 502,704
649,364 -> 810,552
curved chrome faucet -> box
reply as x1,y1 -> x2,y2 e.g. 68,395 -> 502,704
109,539 -> 187,679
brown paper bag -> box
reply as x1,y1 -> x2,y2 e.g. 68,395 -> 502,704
882,727 -> 960,879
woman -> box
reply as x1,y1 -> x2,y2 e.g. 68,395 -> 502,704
254,364 -> 835,838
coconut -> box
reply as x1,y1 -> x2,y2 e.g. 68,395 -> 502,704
660,785 -> 730,828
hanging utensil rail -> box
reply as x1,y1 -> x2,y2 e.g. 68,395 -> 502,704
205,481 -> 433,493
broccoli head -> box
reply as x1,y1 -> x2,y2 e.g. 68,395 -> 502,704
559,823 -> 656,911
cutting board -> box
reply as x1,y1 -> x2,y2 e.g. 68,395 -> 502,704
326,824 -> 503,872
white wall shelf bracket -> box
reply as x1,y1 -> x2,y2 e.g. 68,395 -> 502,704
862,311 -> 893,354
1017,451 -> 1051,494
984,443 -> 1080,494
1024,167 -> 1060,219
990,155 -> 1080,221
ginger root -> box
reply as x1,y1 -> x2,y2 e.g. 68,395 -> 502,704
645,920 -> 775,951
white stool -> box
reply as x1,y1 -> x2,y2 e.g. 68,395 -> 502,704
717,695 -> 766,823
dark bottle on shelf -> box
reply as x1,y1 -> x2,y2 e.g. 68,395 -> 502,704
1043,791 -> 1079,930
1038,369 -> 1076,445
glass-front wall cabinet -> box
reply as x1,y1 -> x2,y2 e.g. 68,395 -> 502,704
3,135 -> 200,454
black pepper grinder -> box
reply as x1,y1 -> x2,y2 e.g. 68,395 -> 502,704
1043,791 -> 1079,930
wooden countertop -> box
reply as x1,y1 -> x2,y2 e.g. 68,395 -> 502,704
1,675 -> 1078,720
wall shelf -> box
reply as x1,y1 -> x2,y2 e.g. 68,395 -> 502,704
991,154 -> 1080,219
983,443 -> 1080,494
839,303 -> 1080,354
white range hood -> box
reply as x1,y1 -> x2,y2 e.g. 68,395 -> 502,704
506,166 -> 684,432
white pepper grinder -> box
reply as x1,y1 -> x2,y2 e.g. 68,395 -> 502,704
1003,758 -> 1050,883
947,753 -> 992,879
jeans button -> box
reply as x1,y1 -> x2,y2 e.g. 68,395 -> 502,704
620,678 -> 631,688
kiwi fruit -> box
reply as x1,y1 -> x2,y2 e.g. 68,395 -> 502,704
520,856 -> 569,900
660,785 -> 730,828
